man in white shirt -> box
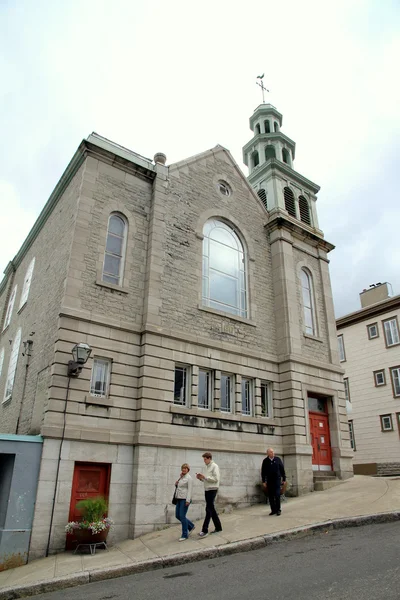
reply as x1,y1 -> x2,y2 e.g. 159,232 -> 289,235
196,452 -> 222,537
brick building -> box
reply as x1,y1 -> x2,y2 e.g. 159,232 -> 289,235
0,103 -> 353,560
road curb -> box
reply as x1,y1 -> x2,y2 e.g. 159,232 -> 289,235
1,511 -> 399,599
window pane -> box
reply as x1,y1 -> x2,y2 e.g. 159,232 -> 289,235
106,234 -> 123,256
198,370 -> 210,409
4,329 -> 21,401
90,359 -> 110,397
221,374 -> 232,412
210,272 -> 238,306
104,254 -> 121,277
209,226 -> 238,248
241,378 -> 252,416
385,320 -> 399,346
209,241 -> 238,276
108,215 -> 125,236
392,369 -> 400,396
261,382 -> 272,417
174,366 -> 187,405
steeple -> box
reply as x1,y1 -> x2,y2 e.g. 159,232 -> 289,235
242,103 -> 320,232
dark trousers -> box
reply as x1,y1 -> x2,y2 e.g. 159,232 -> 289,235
202,489 -> 222,533
267,479 -> 281,514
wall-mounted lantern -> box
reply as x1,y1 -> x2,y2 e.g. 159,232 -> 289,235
67,343 -> 92,377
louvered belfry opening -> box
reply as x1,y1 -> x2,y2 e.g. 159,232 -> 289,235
257,188 -> 268,210
284,187 -> 296,217
299,195 -> 311,225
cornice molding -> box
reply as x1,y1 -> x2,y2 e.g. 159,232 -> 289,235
336,295 -> 400,329
248,158 -> 320,194
265,214 -> 335,253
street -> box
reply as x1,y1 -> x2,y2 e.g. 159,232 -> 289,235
31,522 -> 400,600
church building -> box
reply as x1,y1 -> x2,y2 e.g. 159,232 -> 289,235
0,102 -> 353,561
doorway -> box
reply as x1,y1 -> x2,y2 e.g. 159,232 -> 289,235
308,396 -> 332,471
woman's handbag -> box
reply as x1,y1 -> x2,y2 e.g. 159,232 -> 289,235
172,487 -> 178,505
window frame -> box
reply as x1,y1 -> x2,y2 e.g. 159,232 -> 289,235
198,369 -> 212,410
3,328 -> 22,403
382,317 -> 400,348
2,285 -> 17,331
373,369 -> 386,387
348,420 -> 356,451
300,268 -> 317,336
174,364 -> 190,407
241,377 -> 253,416
389,366 -> 400,397
89,357 -> 112,398
343,377 -> 351,403
380,414 -> 393,432
220,373 -> 234,413
337,334 -> 346,362
19,257 -> 35,310
102,213 -> 128,287
0,347 -> 4,379
367,322 -> 379,340
260,381 -> 273,418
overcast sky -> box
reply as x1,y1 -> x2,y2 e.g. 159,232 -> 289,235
1,0 -> 399,317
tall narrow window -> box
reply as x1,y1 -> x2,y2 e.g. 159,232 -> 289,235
2,285 -> 17,331
344,378 -> 351,403
299,196 -> 311,225
257,189 -> 268,210
264,120 -> 270,133
382,318 -> 400,347
265,145 -> 276,160
202,220 -> 247,317
261,381 -> 273,418
0,347 -> 4,379
90,358 -> 111,398
301,269 -> 316,336
282,148 -> 291,165
338,335 -> 346,362
348,420 -> 356,450
241,378 -> 253,416
274,121 -> 279,132
220,374 -> 233,413
19,258 -> 35,309
252,151 -> 259,168
3,328 -> 21,403
390,367 -> 400,397
102,214 -> 127,286
255,124 -> 261,135
198,369 -> 212,410
174,365 -> 189,406
283,187 -> 296,217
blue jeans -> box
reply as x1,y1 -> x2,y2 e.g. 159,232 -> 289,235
175,499 -> 194,538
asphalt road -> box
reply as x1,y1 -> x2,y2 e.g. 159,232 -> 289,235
33,522 -> 400,600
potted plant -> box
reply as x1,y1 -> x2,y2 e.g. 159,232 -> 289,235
65,496 -> 113,544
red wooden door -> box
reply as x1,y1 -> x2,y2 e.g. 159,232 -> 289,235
309,412 -> 332,469
66,462 -> 111,549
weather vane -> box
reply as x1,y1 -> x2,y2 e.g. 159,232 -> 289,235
256,74 -> 269,103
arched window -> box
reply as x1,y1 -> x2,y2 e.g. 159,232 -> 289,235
202,220 -> 247,318
283,187 -> 296,217
301,269 -> 316,336
264,120 -> 270,134
299,196 -> 311,225
19,258 -> 35,309
2,285 -> 17,331
255,124 -> 261,135
0,347 -> 4,379
274,121 -> 279,132
265,145 -> 276,160
102,214 -> 127,286
252,151 -> 259,168
257,189 -> 268,210
4,328 -> 21,402
282,148 -> 290,165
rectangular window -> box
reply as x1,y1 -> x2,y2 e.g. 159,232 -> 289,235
90,358 -> 111,398
380,414 -> 393,432
348,420 -> 356,450
367,322 -> 379,340
390,367 -> 400,397
337,335 -> 346,362
374,369 -> 386,387
241,378 -> 253,416
261,381 -> 273,417
344,378 -> 350,403
382,317 -> 400,347
3,286 -> 17,331
220,374 -> 234,413
174,365 -> 189,406
198,369 -> 212,410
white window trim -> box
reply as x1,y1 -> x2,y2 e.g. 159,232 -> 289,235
89,357 -> 112,398
344,377 -> 351,403
3,285 -> 17,331
102,213 -> 128,287
348,420 -> 356,450
380,414 -> 393,431
390,367 -> 400,397
220,373 -> 234,413
374,370 -> 386,387
241,377 -> 253,416
3,328 -> 22,403
260,381 -> 273,418
338,335 -> 346,362
19,258 -> 35,310
174,364 -> 190,407
383,318 -> 400,347
367,323 -> 378,340
300,268 -> 317,337
198,369 -> 212,410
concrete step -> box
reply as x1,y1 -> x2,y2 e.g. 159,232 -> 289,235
314,478 -> 344,492
313,471 -> 336,481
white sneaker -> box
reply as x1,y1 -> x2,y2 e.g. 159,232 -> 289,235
179,537 -> 188,542
198,531 -> 208,538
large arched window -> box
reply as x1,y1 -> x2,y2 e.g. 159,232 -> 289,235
202,220 -> 247,318
4,328 -> 21,402
19,257 -> 35,309
301,269 -> 316,336
283,187 -> 296,217
299,195 -> 311,225
102,213 -> 127,286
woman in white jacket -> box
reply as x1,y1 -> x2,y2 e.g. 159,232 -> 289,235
174,463 -> 195,541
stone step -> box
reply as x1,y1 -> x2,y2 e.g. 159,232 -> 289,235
314,478 -> 344,492
313,471 -> 336,480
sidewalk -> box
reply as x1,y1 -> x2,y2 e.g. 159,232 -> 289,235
1,475 -> 399,599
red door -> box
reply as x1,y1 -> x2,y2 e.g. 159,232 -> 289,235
66,462 -> 111,549
309,412 -> 332,469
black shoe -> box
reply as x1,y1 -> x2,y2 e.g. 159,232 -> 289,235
269,511 -> 276,516
210,529 -> 223,534
276,511 -> 281,516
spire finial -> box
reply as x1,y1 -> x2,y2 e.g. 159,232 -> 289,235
256,74 -> 269,103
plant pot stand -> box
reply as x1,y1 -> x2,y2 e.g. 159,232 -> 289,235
74,541 -> 108,555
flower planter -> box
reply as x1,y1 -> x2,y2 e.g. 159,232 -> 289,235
73,527 -> 110,545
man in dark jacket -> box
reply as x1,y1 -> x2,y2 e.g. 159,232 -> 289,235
261,448 -> 286,516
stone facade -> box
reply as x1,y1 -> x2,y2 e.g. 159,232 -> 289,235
0,106 -> 353,560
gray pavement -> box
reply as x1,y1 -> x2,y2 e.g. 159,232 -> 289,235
0,475 -> 399,599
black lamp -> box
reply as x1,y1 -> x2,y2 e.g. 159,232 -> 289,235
67,343 -> 92,377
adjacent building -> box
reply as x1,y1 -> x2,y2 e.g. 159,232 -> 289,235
337,282 -> 400,476
0,103 -> 353,564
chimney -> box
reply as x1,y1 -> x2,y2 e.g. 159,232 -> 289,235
359,282 -> 393,308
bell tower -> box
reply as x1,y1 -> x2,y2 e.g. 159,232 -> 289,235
242,103 -> 321,233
